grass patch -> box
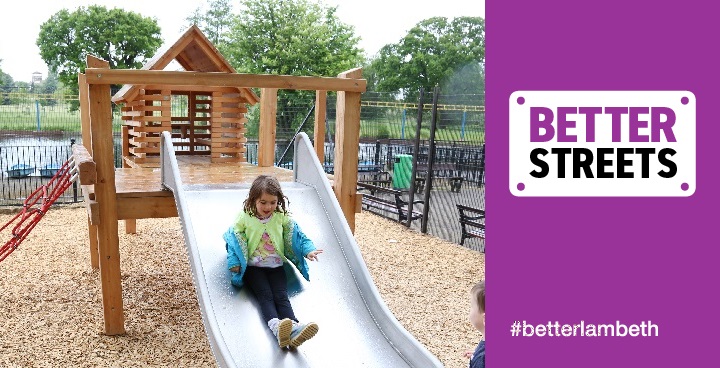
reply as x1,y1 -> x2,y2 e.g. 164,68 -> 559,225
0,103 -> 122,133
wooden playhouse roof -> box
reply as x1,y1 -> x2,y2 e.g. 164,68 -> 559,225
111,25 -> 260,104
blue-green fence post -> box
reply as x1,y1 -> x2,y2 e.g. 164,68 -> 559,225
35,100 -> 41,131
460,110 -> 467,140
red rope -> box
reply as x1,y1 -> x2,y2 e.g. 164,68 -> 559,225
1,159 -> 76,263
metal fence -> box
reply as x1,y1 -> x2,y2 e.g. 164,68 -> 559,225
0,89 -> 485,251
335,90 -> 486,252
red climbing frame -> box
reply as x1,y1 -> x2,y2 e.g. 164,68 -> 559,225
0,159 -> 77,262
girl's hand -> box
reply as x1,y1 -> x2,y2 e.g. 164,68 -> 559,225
305,249 -> 324,261
229,266 -> 240,273
464,350 -> 474,359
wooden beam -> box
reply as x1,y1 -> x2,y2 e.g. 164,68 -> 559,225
117,197 -> 178,220
71,144 -> 97,185
87,56 -> 125,336
78,74 -> 92,149
334,68 -> 363,232
79,70 -> 98,270
85,69 -> 367,92
143,85 -> 243,93
258,88 -> 277,167
83,56 -> 110,270
314,90 -> 327,163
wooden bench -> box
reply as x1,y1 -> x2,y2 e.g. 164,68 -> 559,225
456,204 -> 485,246
357,182 -> 424,224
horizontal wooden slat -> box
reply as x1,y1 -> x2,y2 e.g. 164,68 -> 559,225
123,120 -> 143,127
212,97 -> 244,103
88,69 -> 367,92
179,133 -> 212,138
211,117 -> 243,123
123,100 -> 149,108
130,146 -> 160,154
139,116 -> 171,122
212,107 -> 247,114
137,94 -> 171,101
131,127 -> 172,133
117,196 -> 178,220
211,127 -> 244,133
210,146 -> 245,153
138,105 -> 170,112
131,136 -> 161,143
143,85 -> 240,93
209,137 -> 244,143
211,134 -> 242,140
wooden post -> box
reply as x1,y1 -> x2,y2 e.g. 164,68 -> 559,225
87,55 -> 125,335
314,90 -> 327,163
258,88 -> 278,167
334,68 -> 362,232
313,91 -> 327,164
78,72 -> 100,269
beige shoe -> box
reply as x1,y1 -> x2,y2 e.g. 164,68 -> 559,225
289,322 -> 319,348
277,318 -> 293,347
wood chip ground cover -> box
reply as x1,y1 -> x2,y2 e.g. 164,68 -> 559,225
0,206 -> 484,368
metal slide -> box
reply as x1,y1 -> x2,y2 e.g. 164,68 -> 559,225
160,131 -> 443,368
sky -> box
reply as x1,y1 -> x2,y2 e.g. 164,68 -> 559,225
0,0 -> 485,83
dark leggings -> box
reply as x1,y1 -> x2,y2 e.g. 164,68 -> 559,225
243,265 -> 297,323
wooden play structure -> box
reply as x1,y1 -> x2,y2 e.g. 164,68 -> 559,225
74,26 -> 365,335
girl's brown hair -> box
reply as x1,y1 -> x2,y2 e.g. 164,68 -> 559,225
471,281 -> 485,312
243,175 -> 289,217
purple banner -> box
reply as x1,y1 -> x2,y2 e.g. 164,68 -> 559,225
487,1 -> 718,367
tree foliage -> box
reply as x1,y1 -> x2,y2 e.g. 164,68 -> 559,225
36,5 -> 163,97
36,72 -> 61,106
224,0 -> 364,136
226,0 -> 363,76
0,69 -> 12,89
369,16 -> 485,101
0,60 -> 15,104
184,0 -> 235,54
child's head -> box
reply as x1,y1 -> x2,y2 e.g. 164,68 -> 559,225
470,281 -> 485,336
244,175 -> 288,218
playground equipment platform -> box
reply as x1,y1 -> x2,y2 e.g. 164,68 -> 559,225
75,29 -> 371,364
80,157 -> 296,224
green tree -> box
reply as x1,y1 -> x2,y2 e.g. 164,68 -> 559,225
442,62 -> 485,104
0,60 -> 11,87
370,17 -> 485,101
0,60 -> 16,105
184,0 -> 235,54
227,0 -> 363,76
37,71 -> 60,106
225,0 -> 364,138
36,5 -> 163,103
38,71 -> 59,95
